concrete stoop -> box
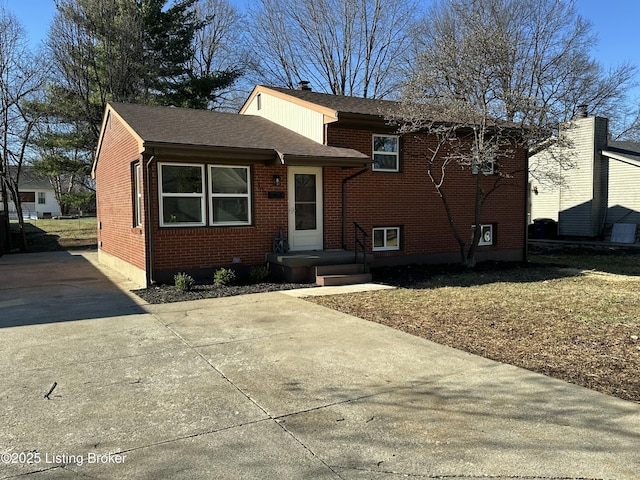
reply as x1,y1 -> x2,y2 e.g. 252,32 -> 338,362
314,263 -> 372,286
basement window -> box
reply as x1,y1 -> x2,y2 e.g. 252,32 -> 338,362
372,227 -> 400,251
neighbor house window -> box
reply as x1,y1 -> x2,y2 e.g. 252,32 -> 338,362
209,165 -> 251,225
37,192 -> 46,204
158,163 -> 205,227
372,227 -> 400,251
20,192 -> 35,203
372,135 -> 399,172
133,163 -> 142,227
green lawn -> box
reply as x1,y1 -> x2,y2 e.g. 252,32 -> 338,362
10,217 -> 97,252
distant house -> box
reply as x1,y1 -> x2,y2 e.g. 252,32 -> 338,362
92,85 -> 528,287
529,113 -> 640,242
3,167 -> 62,220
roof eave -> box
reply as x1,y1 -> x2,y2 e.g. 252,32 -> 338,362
602,149 -> 640,167
143,142 -> 372,167
277,154 -> 372,167
142,142 -> 277,162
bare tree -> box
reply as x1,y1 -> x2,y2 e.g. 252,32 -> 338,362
614,102 -> 640,142
395,0 -> 636,266
190,0 -> 246,109
0,7 -> 48,252
248,0 -> 418,98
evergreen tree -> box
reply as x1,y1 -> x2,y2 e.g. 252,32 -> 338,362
34,0 -> 240,190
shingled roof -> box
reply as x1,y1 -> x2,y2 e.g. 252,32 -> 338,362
259,86 -> 400,118
96,102 -> 370,168
604,140 -> 640,166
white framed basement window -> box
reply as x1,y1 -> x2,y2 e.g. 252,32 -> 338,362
473,224 -> 495,246
158,163 -> 205,227
372,227 -> 400,251
209,165 -> 251,226
372,134 -> 399,172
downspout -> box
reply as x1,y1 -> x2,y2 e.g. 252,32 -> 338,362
145,154 -> 156,286
341,166 -> 369,249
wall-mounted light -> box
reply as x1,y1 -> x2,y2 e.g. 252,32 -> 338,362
273,175 -> 281,186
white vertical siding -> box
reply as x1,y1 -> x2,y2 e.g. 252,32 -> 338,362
557,117 -> 603,237
243,92 -> 325,144
529,181 -> 561,222
607,159 -> 640,224
529,116 -> 609,237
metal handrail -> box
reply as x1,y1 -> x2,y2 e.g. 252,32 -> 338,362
354,222 -> 368,271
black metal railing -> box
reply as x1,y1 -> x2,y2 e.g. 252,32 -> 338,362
354,222 -> 368,271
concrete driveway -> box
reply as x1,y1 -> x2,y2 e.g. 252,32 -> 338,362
1,251 -> 639,479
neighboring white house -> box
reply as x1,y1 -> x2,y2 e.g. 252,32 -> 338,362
530,113 -> 640,242
4,167 -> 62,219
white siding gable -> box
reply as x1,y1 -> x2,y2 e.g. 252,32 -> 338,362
242,90 -> 326,144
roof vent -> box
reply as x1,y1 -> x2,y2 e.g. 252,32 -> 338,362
297,80 -> 311,91
576,104 -> 589,118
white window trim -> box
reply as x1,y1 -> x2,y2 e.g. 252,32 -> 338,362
134,163 -> 142,227
372,134 -> 399,172
37,192 -> 46,205
209,165 -> 252,226
372,226 -> 400,251
158,162 -> 206,227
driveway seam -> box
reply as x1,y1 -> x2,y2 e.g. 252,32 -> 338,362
156,317 -> 347,479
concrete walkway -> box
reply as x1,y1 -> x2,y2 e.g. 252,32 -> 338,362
1,251 -> 639,479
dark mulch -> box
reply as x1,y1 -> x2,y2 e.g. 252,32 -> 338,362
133,281 -> 314,304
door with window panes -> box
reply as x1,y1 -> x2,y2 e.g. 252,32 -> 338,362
287,167 -> 323,251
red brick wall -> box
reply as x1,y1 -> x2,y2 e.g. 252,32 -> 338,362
95,113 -> 147,271
97,112 -> 527,285
149,161 -> 288,281
326,125 -> 527,263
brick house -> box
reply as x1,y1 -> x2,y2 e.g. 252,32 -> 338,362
93,85 -> 528,287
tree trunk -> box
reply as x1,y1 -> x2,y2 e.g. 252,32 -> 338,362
465,171 -> 485,267
0,180 -> 9,254
4,177 -> 28,252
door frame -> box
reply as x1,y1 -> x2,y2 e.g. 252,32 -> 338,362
288,166 -> 323,251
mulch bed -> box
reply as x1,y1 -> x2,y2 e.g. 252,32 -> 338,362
133,281 -> 313,304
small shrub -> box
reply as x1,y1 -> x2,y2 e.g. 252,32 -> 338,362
249,264 -> 270,284
213,267 -> 236,286
174,272 -> 195,291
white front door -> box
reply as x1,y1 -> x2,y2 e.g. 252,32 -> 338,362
288,167 -> 323,251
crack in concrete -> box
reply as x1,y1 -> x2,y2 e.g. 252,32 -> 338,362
157,316 -> 347,479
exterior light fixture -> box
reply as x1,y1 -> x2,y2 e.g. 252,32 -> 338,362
273,175 -> 281,186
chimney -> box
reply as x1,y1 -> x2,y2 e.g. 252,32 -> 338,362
297,80 -> 311,91
576,104 -> 589,118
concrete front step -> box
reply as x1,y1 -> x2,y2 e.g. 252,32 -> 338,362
315,272 -> 373,287
315,263 -> 372,286
315,263 -> 365,276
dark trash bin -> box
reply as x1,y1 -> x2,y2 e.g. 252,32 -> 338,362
531,218 -> 557,239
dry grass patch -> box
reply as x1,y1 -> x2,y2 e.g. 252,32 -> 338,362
11,218 -> 97,251
308,255 -> 640,403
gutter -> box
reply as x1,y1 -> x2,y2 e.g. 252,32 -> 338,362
341,166 -> 369,249
145,154 -> 156,286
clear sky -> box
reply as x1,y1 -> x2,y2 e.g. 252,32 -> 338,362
4,0 -> 640,99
